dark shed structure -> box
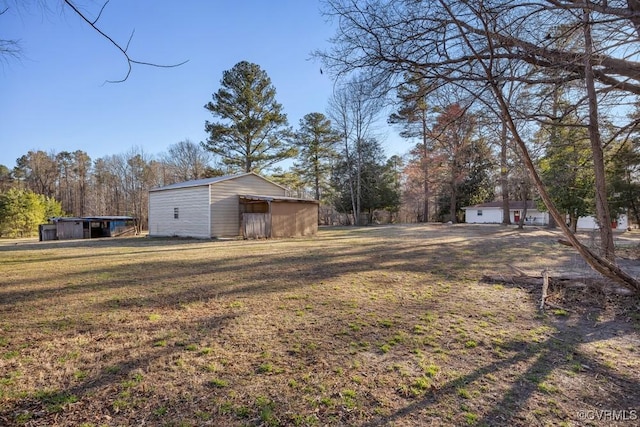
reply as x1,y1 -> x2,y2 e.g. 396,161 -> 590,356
39,216 -> 137,241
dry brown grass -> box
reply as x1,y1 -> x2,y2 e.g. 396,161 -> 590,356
0,224 -> 638,426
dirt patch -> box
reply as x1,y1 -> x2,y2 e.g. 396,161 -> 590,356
0,224 -> 638,426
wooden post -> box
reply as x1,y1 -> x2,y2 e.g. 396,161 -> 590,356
540,269 -> 549,310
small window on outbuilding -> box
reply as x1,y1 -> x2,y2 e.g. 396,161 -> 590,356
174,208 -> 179,219
477,209 -> 483,216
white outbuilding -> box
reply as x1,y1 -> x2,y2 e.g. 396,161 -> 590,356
462,200 -> 629,229
462,201 -> 549,225
148,173 -> 318,239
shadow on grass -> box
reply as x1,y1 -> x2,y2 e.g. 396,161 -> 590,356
0,225 -> 571,310
1,225 -> 636,425
364,290 -> 640,426
0,313 -> 239,426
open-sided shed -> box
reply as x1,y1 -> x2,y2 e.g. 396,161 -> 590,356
240,195 -> 319,238
39,216 -> 137,241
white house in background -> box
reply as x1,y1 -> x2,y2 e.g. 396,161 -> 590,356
462,201 -> 549,225
462,200 -> 629,229
148,173 -> 287,238
576,214 -> 628,230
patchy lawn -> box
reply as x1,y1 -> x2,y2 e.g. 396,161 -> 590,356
0,224 -> 638,426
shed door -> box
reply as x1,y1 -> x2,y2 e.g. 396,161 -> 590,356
242,213 -> 271,239
514,210 -> 521,223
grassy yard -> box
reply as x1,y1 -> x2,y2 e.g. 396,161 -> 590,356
0,224 -> 638,426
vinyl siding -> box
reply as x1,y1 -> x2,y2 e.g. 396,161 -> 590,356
464,207 -> 549,225
514,210 -> 548,225
210,175 -> 286,237
148,186 -> 210,238
577,214 -> 628,230
465,208 -> 502,224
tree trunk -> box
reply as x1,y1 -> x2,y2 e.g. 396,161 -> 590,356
518,199 -> 528,229
630,198 -> 640,228
345,139 -> 358,226
500,120 -> 511,225
314,155 -> 321,201
354,141 -> 361,226
570,212 -> 578,233
422,110 -> 430,222
517,179 -> 528,229
583,9 -> 615,261
449,181 -> 457,223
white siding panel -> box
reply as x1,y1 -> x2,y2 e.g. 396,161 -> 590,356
465,208 -> 549,225
465,208 -> 502,223
522,210 -> 549,226
577,216 -> 598,229
617,214 -> 629,229
577,214 -> 628,230
210,175 -> 286,237
149,186 -> 210,238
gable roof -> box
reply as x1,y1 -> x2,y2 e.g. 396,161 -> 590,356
462,200 -> 539,210
149,172 -> 286,192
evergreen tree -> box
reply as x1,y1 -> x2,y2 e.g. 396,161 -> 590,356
331,138 -> 400,223
456,137 -> 495,209
372,156 -> 403,220
538,109 -> 595,232
293,112 -> 340,201
607,139 -> 640,227
203,61 -> 295,173
13,150 -> 58,198
389,73 -> 435,221
0,188 -> 63,238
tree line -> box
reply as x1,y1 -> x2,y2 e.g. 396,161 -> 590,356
0,143 -> 213,237
0,59 -> 504,237
2,57 -> 639,242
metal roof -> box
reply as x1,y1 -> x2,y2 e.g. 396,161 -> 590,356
50,216 -> 135,222
149,172 -> 286,192
240,194 -> 319,204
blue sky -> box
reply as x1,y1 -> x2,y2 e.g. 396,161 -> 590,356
0,0 -> 406,170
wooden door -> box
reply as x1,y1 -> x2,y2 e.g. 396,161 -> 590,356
242,213 -> 271,238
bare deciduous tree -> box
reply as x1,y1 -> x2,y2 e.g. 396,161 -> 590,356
161,139 -> 212,183
327,78 -> 383,225
317,0 -> 640,293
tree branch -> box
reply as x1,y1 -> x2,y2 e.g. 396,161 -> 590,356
63,0 -> 188,83
91,0 -> 109,25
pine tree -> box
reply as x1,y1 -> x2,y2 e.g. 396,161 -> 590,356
389,73 -> 434,221
203,61 -> 295,173
293,113 -> 340,201
538,109 -> 595,232
607,139 -> 640,227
